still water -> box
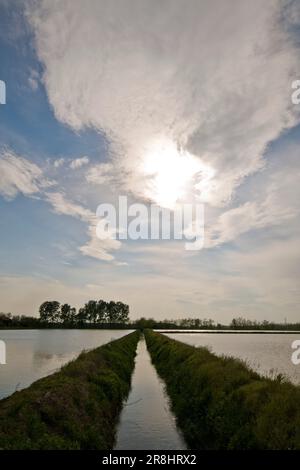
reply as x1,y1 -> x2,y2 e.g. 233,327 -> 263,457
165,332 -> 300,384
0,329 -> 131,400
115,337 -> 186,450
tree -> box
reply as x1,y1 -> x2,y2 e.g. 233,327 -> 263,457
135,317 -> 156,329
84,300 -> 98,324
36,298 -> 130,327
106,301 -> 119,324
60,304 -> 72,324
96,300 -> 107,323
39,301 -> 60,323
76,307 -> 88,326
0,313 -> 12,327
230,317 -> 252,329
116,301 -> 129,324
69,307 -> 77,325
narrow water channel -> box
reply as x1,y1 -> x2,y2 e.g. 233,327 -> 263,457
115,336 -> 186,450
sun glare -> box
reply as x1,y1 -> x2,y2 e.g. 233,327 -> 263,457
141,139 -> 215,209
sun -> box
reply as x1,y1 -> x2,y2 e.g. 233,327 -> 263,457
141,138 -> 215,209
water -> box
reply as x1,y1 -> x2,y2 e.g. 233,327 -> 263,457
165,332 -> 300,384
115,337 -> 186,450
0,329 -> 131,400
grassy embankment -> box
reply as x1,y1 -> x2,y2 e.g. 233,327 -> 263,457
144,330 -> 300,449
0,331 -> 140,449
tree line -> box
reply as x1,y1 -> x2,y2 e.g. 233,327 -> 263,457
132,316 -> 300,330
229,316 -> 300,330
0,299 -> 130,328
39,300 -> 130,326
0,311 -> 299,330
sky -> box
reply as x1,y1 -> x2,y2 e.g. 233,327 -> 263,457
0,0 -> 300,322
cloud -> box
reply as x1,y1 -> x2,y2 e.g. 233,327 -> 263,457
45,191 -> 121,261
206,148 -> 300,247
284,1 -> 300,24
0,148 -> 52,199
69,156 -> 89,169
0,147 -> 119,261
206,202 -> 271,247
28,68 -> 39,91
28,0 -> 300,208
45,191 -> 94,222
221,237 -> 300,310
79,224 -> 121,261
53,157 -> 65,168
85,162 -> 114,185
0,148 -> 120,263
53,156 -> 90,170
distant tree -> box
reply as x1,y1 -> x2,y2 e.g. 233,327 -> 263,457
69,307 -> 77,325
76,307 -> 88,326
230,317 -> 254,329
262,320 -> 270,330
39,301 -> 60,323
0,313 -> 12,327
17,315 -> 40,328
84,300 -> 98,324
179,318 -> 190,328
202,318 -> 215,329
106,301 -> 119,324
37,298 -> 131,327
135,317 -> 156,329
60,304 -> 72,324
116,302 -> 129,324
96,300 -> 107,323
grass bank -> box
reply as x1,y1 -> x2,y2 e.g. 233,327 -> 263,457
0,331 -> 139,449
144,330 -> 300,449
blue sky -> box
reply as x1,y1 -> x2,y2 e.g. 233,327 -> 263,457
0,0 -> 300,322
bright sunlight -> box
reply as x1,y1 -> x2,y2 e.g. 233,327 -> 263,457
141,138 -> 215,209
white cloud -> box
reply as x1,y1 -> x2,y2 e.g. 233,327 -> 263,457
45,191 -> 94,222
0,149 -> 52,199
206,150 -> 300,247
53,157 -> 65,168
85,162 -> 114,185
45,191 -> 121,261
79,224 -> 121,261
28,0 -> 300,208
54,156 -> 90,170
205,201 -> 283,248
0,148 -> 120,263
28,68 -> 39,91
69,156 -> 89,169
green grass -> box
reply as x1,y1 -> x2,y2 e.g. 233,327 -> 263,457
144,330 -> 300,450
0,331 -> 140,449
